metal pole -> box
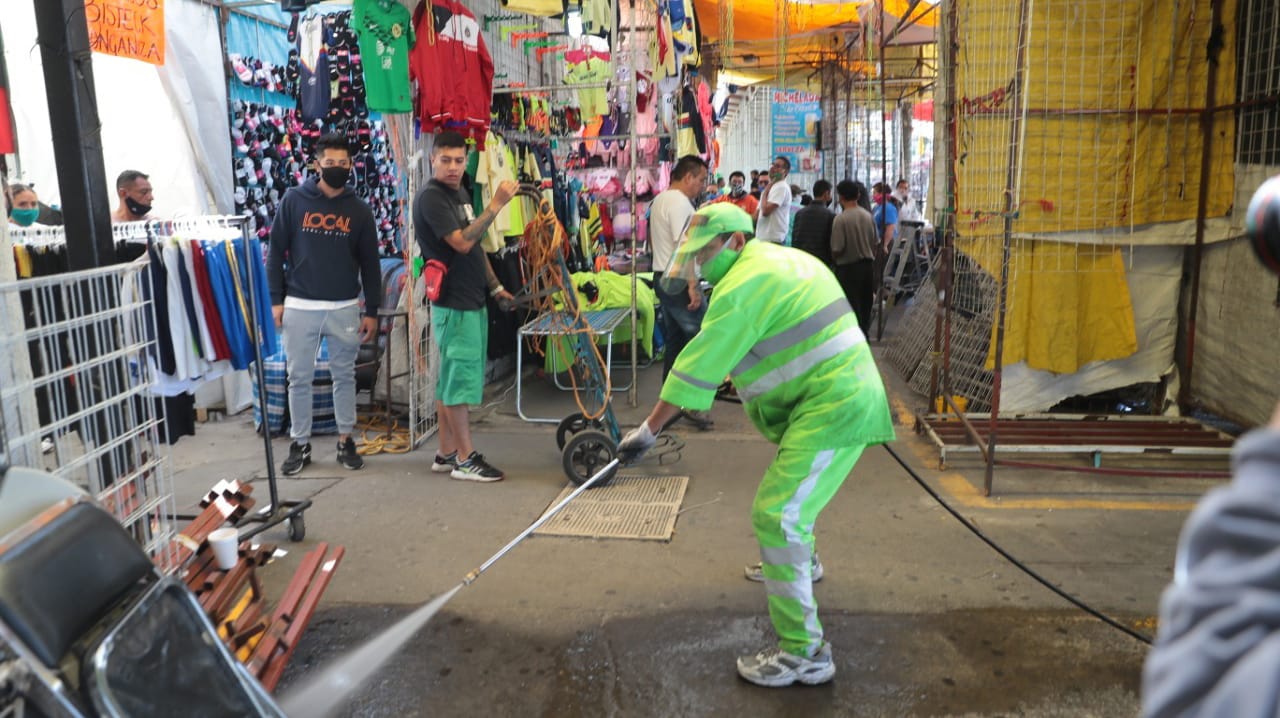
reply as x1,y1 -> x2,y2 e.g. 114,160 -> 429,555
876,0 -> 889,341
942,0 -> 959,416
1179,0 -> 1226,410
627,0 -> 639,407
492,81 -> 622,94
33,0 -> 115,270
985,0 -> 1033,497
240,223 -> 281,511
931,0 -> 958,409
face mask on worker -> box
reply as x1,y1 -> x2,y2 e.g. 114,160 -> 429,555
321,166 -> 352,188
695,236 -> 740,285
9,208 -> 39,227
730,183 -> 746,198
125,196 -> 151,217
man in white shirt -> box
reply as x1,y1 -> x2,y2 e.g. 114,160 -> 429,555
650,155 -> 713,428
894,178 -> 923,223
755,156 -> 793,243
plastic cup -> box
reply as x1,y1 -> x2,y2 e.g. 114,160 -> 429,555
208,527 -> 240,570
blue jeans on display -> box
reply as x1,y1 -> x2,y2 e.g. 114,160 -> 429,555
654,274 -> 707,380
283,305 -> 360,442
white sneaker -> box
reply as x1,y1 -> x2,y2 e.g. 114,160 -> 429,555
737,642 -> 835,687
744,554 -> 825,583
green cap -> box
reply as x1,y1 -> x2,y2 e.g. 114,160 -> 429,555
674,203 -> 756,260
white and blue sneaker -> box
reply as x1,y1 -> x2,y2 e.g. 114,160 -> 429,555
736,642 -> 835,687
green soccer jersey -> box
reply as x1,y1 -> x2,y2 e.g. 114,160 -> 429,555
353,0 -> 414,113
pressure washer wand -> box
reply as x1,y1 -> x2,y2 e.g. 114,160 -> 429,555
278,458 -> 622,718
463,458 -> 620,585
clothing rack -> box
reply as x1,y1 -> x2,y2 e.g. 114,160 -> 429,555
128,216 -> 311,542
493,81 -> 626,94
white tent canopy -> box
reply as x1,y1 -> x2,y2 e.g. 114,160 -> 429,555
3,0 -> 233,216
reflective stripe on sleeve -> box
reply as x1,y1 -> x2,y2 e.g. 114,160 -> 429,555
736,328 -> 865,401
733,298 -> 852,375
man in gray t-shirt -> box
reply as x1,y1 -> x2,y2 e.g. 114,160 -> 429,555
830,180 -> 879,335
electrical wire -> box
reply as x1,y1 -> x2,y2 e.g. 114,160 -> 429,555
881,443 -> 1154,646
519,193 -> 612,421
355,414 -> 413,455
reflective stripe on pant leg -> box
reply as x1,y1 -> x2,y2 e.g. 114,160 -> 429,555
752,444 -> 866,657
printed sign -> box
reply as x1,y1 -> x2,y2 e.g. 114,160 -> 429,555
85,0 -> 165,66
771,90 -> 822,175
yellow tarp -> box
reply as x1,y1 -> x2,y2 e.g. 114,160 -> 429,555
960,238 -> 1139,374
955,0 -> 1237,234
954,0 -> 1236,374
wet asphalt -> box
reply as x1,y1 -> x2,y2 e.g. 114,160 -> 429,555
168,347 -> 1217,717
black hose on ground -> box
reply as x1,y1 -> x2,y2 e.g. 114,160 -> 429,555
881,443 -> 1154,646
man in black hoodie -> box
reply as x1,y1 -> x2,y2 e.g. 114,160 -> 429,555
268,132 -> 381,476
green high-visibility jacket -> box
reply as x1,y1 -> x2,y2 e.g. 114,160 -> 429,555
660,241 -> 897,449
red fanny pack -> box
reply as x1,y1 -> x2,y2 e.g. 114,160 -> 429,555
423,258 -> 448,303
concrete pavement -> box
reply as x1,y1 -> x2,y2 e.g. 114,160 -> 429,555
166,347 -> 1224,716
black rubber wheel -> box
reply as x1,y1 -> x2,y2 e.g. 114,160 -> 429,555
555,412 -> 604,450
562,430 -> 618,487
287,514 -> 306,542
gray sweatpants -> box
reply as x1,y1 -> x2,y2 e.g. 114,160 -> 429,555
283,305 -> 360,443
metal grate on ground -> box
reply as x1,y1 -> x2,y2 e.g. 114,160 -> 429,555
534,474 -> 689,541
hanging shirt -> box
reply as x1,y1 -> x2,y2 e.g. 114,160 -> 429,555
475,136 -> 521,248
353,0 -> 415,114
501,0 -> 562,16
581,0 -> 611,38
564,57 -> 610,118
298,14 -> 331,123
409,0 -> 494,144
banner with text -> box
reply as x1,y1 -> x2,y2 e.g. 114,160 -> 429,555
86,0 -> 165,65
770,90 -> 821,176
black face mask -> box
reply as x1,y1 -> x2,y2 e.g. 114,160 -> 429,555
730,185 -> 746,198
125,196 -> 151,216
321,166 -> 352,188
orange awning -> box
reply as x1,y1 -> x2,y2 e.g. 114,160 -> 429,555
695,0 -> 936,43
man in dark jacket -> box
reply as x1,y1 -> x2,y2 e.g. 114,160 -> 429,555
790,179 -> 835,266
268,132 -> 381,476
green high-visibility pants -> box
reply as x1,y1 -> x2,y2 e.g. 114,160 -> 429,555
752,444 -> 865,657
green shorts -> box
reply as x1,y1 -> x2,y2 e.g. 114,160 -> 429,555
431,305 -> 487,406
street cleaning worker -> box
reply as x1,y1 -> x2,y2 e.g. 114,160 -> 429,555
617,202 -> 895,687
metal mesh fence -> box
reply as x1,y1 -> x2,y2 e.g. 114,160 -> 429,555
0,258 -> 179,570
886,0 -> 1269,417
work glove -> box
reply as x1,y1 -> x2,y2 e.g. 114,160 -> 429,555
617,421 -> 657,463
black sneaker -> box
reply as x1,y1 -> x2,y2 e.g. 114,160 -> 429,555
431,451 -> 457,473
451,451 -> 504,482
282,441 -> 311,476
680,409 -> 715,430
337,436 -> 364,470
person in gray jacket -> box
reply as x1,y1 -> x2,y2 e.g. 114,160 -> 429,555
1142,400 -> 1280,717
